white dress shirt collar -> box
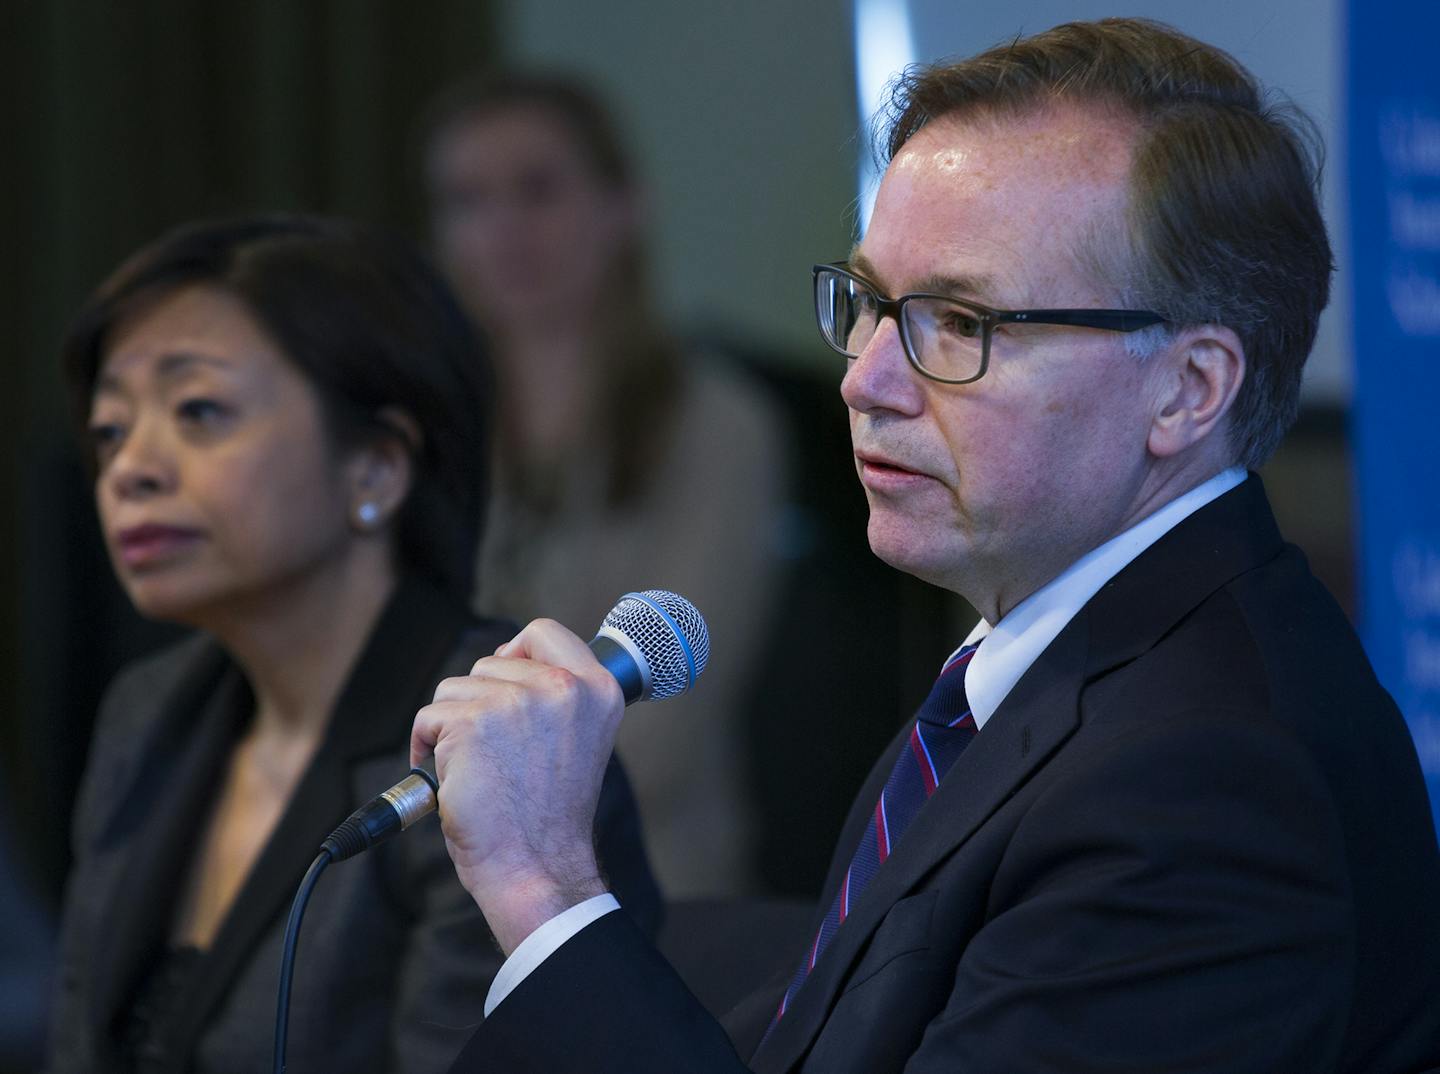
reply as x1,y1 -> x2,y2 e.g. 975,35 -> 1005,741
958,467 -> 1247,730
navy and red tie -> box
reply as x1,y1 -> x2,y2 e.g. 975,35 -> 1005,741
768,641 -> 981,1030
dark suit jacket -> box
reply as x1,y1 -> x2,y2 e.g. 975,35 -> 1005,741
48,577 -> 660,1074
455,477 -> 1440,1073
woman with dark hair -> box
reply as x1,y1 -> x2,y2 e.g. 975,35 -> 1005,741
422,76 -> 790,897
46,214 -> 659,1074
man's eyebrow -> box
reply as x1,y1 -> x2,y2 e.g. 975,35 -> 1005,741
95,350 -> 234,392
912,272 -> 998,303
845,250 -> 997,304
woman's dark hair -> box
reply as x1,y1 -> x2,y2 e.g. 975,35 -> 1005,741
62,213 -> 493,598
419,72 -> 680,509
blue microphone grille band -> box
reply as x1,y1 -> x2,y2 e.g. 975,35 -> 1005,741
605,590 -> 710,700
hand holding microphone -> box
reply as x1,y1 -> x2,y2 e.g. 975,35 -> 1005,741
275,592 -> 706,1073
407,590 -> 707,953
324,590 -> 709,864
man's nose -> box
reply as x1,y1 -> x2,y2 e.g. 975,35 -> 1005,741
840,316 -> 924,417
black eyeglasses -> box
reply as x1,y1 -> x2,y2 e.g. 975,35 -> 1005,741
813,263 -> 1166,384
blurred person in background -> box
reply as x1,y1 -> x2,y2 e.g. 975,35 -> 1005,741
46,214 -> 659,1074
422,74 -> 791,898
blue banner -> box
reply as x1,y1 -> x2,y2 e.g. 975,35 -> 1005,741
1348,1 -> 1440,834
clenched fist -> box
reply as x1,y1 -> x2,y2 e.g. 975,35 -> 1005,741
411,618 -> 625,954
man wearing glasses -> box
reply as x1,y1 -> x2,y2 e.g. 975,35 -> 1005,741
419,18 -> 1440,1073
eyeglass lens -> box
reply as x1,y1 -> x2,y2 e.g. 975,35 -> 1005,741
816,269 -> 985,382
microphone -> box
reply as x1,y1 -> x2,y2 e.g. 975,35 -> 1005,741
319,589 -> 709,863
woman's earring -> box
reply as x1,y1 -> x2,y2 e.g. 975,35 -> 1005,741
356,502 -> 380,528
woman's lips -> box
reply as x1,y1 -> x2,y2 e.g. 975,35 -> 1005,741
114,524 -> 204,568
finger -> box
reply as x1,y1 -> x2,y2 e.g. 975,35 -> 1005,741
409,704 -> 439,770
436,662 -> 542,701
503,617 -> 599,672
410,699 -> 475,768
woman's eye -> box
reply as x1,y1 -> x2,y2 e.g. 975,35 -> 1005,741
176,398 -> 228,424
88,423 -> 125,458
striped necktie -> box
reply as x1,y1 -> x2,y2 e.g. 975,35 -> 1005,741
768,642 -> 981,1029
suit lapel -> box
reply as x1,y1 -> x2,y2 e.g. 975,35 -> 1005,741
752,476 -> 1286,1073
157,578 -> 474,1070
87,643 -> 246,1053
752,622 -> 1088,1074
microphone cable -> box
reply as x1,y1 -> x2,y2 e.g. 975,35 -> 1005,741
273,849 -> 330,1074
273,763 -> 438,1074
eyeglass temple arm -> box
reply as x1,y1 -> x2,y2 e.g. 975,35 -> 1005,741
999,309 -> 1166,332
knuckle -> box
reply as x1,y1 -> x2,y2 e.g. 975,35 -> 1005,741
540,666 -> 581,702
434,674 -> 466,699
599,673 -> 624,708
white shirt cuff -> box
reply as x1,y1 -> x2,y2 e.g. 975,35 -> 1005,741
483,893 -> 621,1016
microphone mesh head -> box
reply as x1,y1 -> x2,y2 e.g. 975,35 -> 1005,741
603,590 -> 710,700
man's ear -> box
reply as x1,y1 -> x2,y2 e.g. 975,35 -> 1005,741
1148,326 -> 1246,460
347,407 -> 422,532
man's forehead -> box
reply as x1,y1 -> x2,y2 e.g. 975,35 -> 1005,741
890,103 -> 1137,195
860,103 -> 1137,301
